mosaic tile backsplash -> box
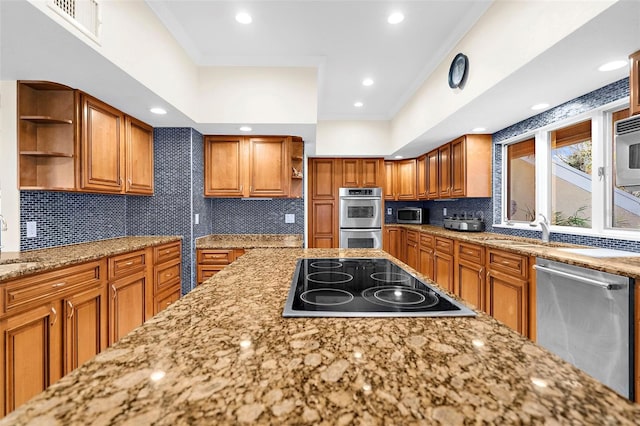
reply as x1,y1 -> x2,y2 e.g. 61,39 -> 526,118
385,199 -> 493,228
210,198 -> 304,234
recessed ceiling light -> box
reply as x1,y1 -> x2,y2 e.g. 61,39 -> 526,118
354,101 -> 364,108
235,12 -> 252,24
239,126 -> 252,132
362,78 -> 374,87
598,60 -> 627,72
387,12 -> 404,24
394,155 -> 403,159
150,107 -> 167,115
472,127 -> 486,132
531,103 -> 550,111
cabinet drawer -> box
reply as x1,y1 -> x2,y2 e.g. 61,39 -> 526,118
406,230 -> 419,243
154,259 -> 181,294
3,261 -> 103,315
154,242 -> 181,264
419,233 -> 434,248
154,286 -> 181,315
435,237 -> 453,255
108,250 -> 146,280
197,265 -> 225,284
198,250 -> 234,265
457,242 -> 484,264
487,249 -> 528,280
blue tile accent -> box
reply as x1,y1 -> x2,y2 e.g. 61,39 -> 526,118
20,191 -> 126,251
210,198 -> 304,234
492,78 -> 635,251
385,199 -> 493,229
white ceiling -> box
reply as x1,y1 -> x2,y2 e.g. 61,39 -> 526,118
145,0 -> 492,121
1,0 -> 639,157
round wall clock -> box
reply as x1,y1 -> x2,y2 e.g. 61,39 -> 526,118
448,53 -> 469,89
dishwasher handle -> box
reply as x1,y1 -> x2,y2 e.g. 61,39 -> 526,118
533,264 -> 626,290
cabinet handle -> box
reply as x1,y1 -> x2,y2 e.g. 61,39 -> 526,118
112,284 -> 117,299
165,272 -> 172,278
165,250 -> 171,254
50,307 -> 57,326
51,282 -> 65,288
128,178 -> 132,185
125,261 -> 134,266
67,301 -> 74,319
478,267 -> 485,280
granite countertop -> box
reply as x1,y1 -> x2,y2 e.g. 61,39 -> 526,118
0,236 -> 182,282
196,234 -> 303,249
388,224 -> 640,279
3,248 -> 639,425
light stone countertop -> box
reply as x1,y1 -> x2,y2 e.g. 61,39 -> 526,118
389,224 -> 640,279
196,234 -> 303,249
0,236 -> 182,282
3,248 -> 639,425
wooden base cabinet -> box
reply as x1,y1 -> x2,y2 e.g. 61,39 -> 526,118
485,249 -> 529,336
454,241 -> 485,311
418,232 -> 434,280
196,249 -> 245,285
405,230 -> 419,270
433,237 -> 454,293
152,242 -> 182,314
383,226 -> 404,261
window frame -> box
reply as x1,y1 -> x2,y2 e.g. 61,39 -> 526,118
496,97 -> 639,242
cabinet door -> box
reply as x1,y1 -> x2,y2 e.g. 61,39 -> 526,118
396,159 -> 417,200
486,271 -> 528,336
341,159 -> 360,187
1,303 -> 61,416
631,50 -> 640,116
450,136 -> 467,197
426,149 -> 439,199
434,252 -> 454,293
418,246 -> 434,280
80,95 -> 125,192
125,116 -> 154,195
361,159 -> 382,187
416,155 -> 427,199
248,137 -> 288,197
456,260 -> 484,310
406,241 -> 418,270
64,284 -> 107,374
383,161 -> 395,200
154,287 -> 181,314
309,158 -> 337,199
204,136 -> 245,197
438,144 -> 451,198
310,201 -> 336,248
109,272 -> 146,345
383,227 -> 402,259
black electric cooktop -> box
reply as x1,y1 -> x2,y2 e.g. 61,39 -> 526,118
283,258 -> 476,318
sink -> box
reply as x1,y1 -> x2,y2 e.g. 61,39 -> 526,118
556,248 -> 640,258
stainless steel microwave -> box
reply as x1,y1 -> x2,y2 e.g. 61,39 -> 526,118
397,207 -> 429,224
615,115 -> 640,190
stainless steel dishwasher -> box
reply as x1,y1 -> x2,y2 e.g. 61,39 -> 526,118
534,258 -> 634,399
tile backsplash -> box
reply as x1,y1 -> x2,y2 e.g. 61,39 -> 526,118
210,198 -> 304,234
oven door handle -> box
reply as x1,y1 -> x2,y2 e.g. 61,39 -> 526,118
340,197 -> 381,201
341,228 -> 382,232
533,264 -> 625,290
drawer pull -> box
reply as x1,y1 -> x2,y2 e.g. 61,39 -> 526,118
67,301 -> 74,319
165,250 -> 172,254
50,307 -> 57,326
51,282 -> 66,288
125,261 -> 134,266
165,272 -> 173,278
501,260 -> 511,265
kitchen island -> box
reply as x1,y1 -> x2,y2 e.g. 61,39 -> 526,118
3,248 -> 639,425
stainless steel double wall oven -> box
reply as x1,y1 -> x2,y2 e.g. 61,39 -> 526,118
339,187 -> 382,249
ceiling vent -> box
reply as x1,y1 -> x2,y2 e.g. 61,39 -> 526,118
48,0 -> 101,42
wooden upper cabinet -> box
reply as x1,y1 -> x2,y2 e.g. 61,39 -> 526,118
426,149 -> 439,199
384,161 -> 395,200
310,158 -> 338,199
451,134 -> 492,198
631,50 -> 640,116
17,81 -> 78,191
204,136 -> 245,197
438,144 -> 451,198
341,158 -> 383,188
80,94 -> 125,193
416,154 -> 427,199
384,159 -> 417,200
248,137 -> 288,197
205,135 -> 300,198
124,116 -> 154,195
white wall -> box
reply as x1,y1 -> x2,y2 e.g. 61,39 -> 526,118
315,121 -> 390,156
197,67 -> 318,124
390,0 -> 616,152
0,81 -> 20,251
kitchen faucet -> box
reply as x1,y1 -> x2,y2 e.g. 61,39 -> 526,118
530,213 -> 550,242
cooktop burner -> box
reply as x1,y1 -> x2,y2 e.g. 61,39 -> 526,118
283,258 -> 476,318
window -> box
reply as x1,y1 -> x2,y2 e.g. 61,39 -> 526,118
499,100 -> 639,240
550,120 -> 592,228
506,138 -> 535,222
612,109 -> 640,230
